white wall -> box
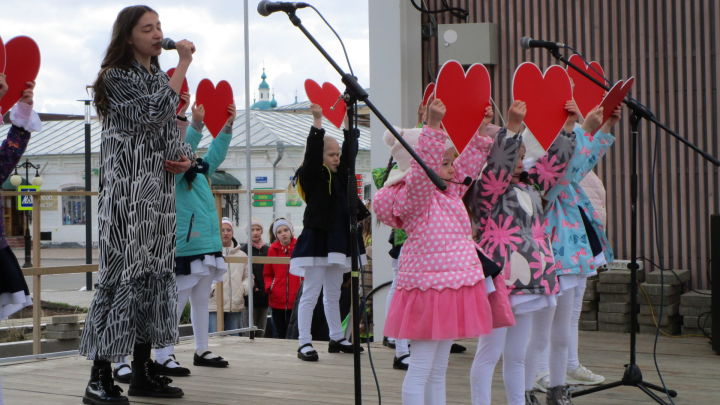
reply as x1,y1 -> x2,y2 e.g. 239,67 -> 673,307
368,0 -> 421,342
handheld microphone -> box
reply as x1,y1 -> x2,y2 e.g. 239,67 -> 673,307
161,38 -> 176,50
520,36 -> 566,50
446,176 -> 473,186
257,1 -> 310,16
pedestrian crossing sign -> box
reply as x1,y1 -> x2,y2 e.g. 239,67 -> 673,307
17,185 -> 39,211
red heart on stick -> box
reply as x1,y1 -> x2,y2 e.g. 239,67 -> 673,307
166,68 -> 189,114
567,54 -> 606,117
195,79 -> 233,138
0,36 -> 6,73
0,36 -> 41,115
596,77 -> 634,133
434,61 -> 491,152
304,79 -> 346,128
422,82 -> 435,106
512,63 -> 572,151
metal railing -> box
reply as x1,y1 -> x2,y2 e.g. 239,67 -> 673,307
0,189 -> 290,356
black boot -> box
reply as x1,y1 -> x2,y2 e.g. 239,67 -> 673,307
127,360 -> 184,398
83,361 -> 128,405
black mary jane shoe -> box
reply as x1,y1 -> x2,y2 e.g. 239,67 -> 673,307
193,351 -> 229,368
111,364 -> 132,384
328,338 -> 364,354
127,360 -> 184,398
382,336 -> 396,349
154,355 -> 191,376
392,353 -> 410,371
450,343 -> 467,353
83,365 -> 129,404
297,343 -> 319,361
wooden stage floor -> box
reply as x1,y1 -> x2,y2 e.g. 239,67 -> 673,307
1,331 -> 718,404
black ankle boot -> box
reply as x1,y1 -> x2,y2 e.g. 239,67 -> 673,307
83,363 -> 128,405
128,360 -> 184,398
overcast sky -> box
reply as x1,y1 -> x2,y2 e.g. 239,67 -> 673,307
0,0 -> 369,115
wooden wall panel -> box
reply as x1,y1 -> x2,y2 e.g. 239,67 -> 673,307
420,0 -> 719,288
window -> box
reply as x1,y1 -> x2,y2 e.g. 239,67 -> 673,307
62,186 -> 86,225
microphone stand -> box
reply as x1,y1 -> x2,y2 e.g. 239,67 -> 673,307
544,45 -> 720,404
278,9 -> 447,405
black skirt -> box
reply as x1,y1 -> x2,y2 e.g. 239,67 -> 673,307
0,246 -> 32,319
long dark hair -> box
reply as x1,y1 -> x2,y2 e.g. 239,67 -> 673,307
92,5 -> 159,117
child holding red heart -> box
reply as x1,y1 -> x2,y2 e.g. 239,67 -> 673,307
0,78 -> 41,321
373,98 -> 498,404
525,104 -> 621,405
465,100 -> 580,405
290,103 -> 370,362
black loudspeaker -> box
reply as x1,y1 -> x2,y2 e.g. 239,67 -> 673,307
711,215 -> 719,354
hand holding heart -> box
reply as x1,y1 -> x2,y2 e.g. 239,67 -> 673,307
191,102 -> 204,123
19,81 -> 34,106
581,106 -> 604,134
600,106 -> 622,133
563,100 -> 581,132
178,92 -> 191,115
310,103 -> 323,128
507,101 -> 527,134
427,99 -> 446,129
479,106 -> 494,133
225,104 -> 236,126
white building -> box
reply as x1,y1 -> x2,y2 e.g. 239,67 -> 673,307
1,108 -> 371,246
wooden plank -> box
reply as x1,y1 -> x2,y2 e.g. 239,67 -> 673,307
1,331 -> 718,404
22,264 -> 98,276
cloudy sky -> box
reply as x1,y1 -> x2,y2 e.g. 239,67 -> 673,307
0,0 -> 369,115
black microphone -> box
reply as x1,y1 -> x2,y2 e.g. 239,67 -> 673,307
257,1 -> 310,16
161,38 -> 175,50
446,176 -> 473,186
520,36 -> 566,50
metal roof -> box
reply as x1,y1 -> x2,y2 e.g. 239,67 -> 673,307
1,110 -> 371,157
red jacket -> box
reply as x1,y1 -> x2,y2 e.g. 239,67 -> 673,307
263,239 -> 301,310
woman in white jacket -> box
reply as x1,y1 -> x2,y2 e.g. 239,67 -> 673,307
209,218 -> 251,333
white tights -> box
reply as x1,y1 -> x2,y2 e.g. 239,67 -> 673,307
297,265 -> 345,346
402,339 -> 453,405
156,275 -> 214,362
470,312 -> 532,405
530,277 -> 588,387
385,258 -> 410,356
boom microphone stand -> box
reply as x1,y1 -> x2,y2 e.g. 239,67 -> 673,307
262,6 -> 447,405
539,44 -> 720,403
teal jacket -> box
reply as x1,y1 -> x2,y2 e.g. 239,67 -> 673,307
175,122 -> 231,257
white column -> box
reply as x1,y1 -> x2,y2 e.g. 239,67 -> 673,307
368,0 -> 421,342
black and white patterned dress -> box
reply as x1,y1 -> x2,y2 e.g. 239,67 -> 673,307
79,61 -> 188,361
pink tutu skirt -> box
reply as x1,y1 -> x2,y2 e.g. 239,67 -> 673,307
488,276 -> 515,329
384,281 -> 494,340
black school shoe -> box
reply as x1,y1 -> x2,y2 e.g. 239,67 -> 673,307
111,364 -> 132,384
382,336 -> 396,349
193,351 -> 229,368
154,354 -> 191,376
392,354 -> 410,371
450,343 -> 467,353
127,360 -> 184,398
83,364 -> 129,404
328,338 -> 364,353
297,343 -> 319,361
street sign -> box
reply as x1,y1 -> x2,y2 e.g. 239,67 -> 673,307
17,185 -> 39,211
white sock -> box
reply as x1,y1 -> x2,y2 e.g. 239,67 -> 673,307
196,349 -> 219,359
113,357 -> 131,376
300,345 -> 315,355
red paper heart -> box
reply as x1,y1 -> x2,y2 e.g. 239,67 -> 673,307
597,77 -> 634,132
166,68 -> 189,114
567,54 -> 605,117
0,36 -> 6,73
304,79 -> 346,128
422,82 -> 435,106
0,36 -> 41,115
512,63 -> 572,151
195,79 -> 233,137
434,61 -> 491,152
